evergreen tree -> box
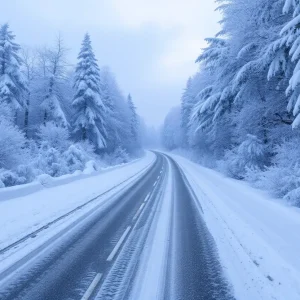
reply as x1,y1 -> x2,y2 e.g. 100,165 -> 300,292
271,0 -> 300,128
0,23 -> 26,116
72,33 -> 107,150
181,77 -> 193,145
100,67 -> 131,153
127,94 -> 138,144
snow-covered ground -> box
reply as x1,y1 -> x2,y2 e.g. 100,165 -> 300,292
169,153 -> 300,300
0,152 -> 155,252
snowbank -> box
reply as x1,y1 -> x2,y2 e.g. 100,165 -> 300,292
169,153 -> 300,300
0,157 -> 141,202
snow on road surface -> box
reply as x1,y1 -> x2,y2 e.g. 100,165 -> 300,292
130,158 -> 172,300
0,152 -> 155,251
169,153 -> 300,300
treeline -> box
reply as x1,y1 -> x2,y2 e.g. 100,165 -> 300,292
0,24 -> 144,187
162,0 -> 300,206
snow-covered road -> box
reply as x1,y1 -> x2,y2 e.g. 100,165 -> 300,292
0,151 -> 298,299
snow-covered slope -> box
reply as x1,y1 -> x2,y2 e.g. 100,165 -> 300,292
170,153 -> 300,300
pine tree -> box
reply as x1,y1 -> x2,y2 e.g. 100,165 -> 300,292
100,67 -> 131,153
181,77 -> 193,145
72,33 -> 107,150
0,23 -> 26,116
127,94 -> 138,144
277,0 -> 300,128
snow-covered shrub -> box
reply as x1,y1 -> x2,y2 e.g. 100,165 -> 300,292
36,174 -> 54,186
63,144 -> 88,172
284,187 -> 300,207
219,134 -> 266,179
34,145 -> 68,177
83,160 -> 97,174
244,166 -> 264,187
103,147 -> 130,166
62,141 -> 100,173
0,119 -> 28,169
16,164 -> 36,183
77,141 -> 96,156
0,169 -> 26,187
258,138 -> 300,205
37,122 -> 70,151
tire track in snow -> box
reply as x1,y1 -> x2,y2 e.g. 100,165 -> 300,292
164,155 -> 235,300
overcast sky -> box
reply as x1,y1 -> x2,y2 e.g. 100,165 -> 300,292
0,0 -> 221,126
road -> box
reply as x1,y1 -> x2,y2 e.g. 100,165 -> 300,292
0,152 -> 234,300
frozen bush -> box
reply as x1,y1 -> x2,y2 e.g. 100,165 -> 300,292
258,138 -> 300,205
16,164 -> 37,183
62,141 -> 100,173
103,147 -> 130,166
0,169 -> 26,187
220,134 -> 266,179
34,146 -> 68,177
37,122 -> 70,151
244,166 -> 264,187
63,144 -> 87,172
83,160 -> 97,174
284,187 -> 300,206
0,119 -> 28,169
77,141 -> 96,157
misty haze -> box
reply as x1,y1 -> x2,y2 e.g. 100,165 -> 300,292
0,1 -> 299,300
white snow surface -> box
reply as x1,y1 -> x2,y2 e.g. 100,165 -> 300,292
130,159 -> 172,300
0,152 -> 155,251
169,153 -> 300,300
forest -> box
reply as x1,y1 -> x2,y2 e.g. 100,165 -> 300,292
0,24 -> 147,187
162,0 -> 300,206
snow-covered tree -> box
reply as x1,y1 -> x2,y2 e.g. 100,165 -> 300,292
161,0 -> 300,207
0,118 -> 28,169
39,35 -> 69,127
269,0 -> 300,128
221,134 -> 266,179
162,106 -> 184,150
0,23 -> 26,116
100,67 -> 131,153
127,94 -> 139,144
20,47 -> 37,136
72,33 -> 107,150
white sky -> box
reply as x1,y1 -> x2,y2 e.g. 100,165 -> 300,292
0,0 -> 221,126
